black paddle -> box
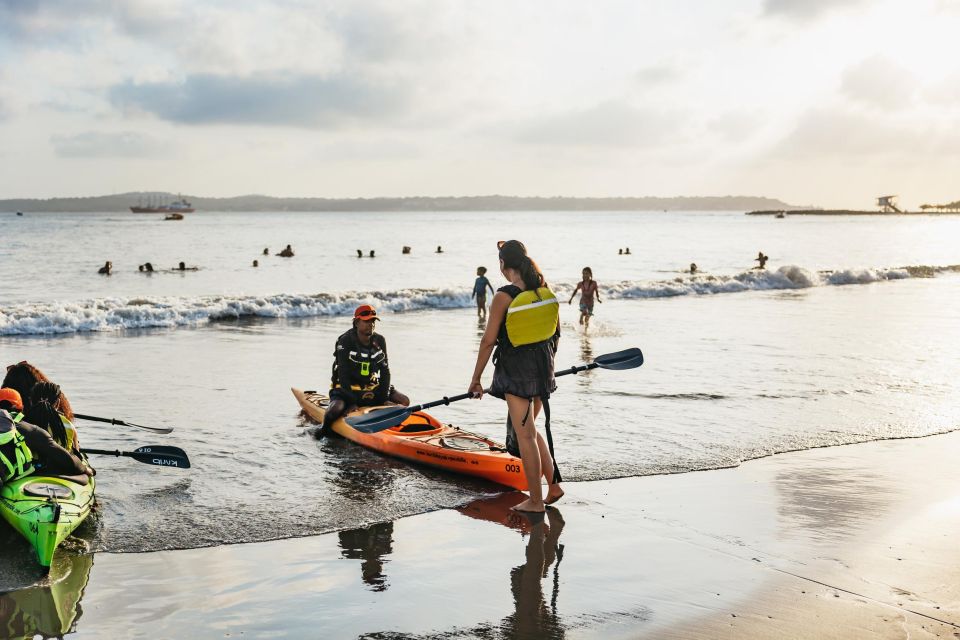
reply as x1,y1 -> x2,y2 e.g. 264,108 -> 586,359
345,347 -> 644,434
74,413 -> 174,434
83,445 -> 191,468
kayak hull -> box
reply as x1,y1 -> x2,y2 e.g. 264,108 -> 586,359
0,474 -> 96,569
293,388 -> 528,490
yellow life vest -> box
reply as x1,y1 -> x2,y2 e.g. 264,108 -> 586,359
0,423 -> 35,483
505,287 -> 560,347
60,414 -> 79,451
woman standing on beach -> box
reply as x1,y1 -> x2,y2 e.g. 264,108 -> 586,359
468,240 -> 564,513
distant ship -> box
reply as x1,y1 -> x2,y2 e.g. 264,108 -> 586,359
130,195 -> 195,214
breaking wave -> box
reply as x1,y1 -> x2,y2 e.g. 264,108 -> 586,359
2,264 -> 957,336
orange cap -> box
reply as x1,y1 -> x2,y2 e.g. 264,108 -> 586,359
0,388 -> 23,411
353,304 -> 379,321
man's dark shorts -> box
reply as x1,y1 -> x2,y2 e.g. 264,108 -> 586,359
329,387 -> 385,408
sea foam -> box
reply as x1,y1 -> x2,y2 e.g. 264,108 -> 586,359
0,264 -> 953,336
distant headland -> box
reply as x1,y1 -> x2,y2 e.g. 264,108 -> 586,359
748,195 -> 960,216
1,192 -> 803,213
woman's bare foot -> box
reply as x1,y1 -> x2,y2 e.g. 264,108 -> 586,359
545,487 -> 564,505
510,498 -> 545,513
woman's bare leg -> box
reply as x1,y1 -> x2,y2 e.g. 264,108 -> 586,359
507,394 -> 544,512
531,398 -> 564,504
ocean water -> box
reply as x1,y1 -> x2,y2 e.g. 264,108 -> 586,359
1,210 -> 959,555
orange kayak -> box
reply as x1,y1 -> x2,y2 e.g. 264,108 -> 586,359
292,388 -> 528,490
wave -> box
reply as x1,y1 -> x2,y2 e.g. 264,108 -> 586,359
607,264 -> 928,299
2,264 -> 957,336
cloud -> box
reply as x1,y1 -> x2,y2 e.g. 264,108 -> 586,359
109,72 -> 410,128
635,62 -> 683,86
707,111 -> 765,142
762,0 -> 868,20
840,55 -> 918,110
926,69 -> 960,105
0,0 -> 102,43
510,101 -> 682,148
50,131 -> 167,158
773,107 -> 960,159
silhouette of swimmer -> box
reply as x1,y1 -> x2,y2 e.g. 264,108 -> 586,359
357,249 -> 363,258
98,261 -> 112,275
277,245 -> 294,257
174,261 -> 198,271
402,246 -> 411,254
618,248 -> 623,255
436,245 -> 443,253
369,250 -> 375,258
754,251 -> 769,269
690,263 -> 698,274
252,259 -> 259,267
263,248 -> 269,255
625,247 -> 631,255
138,264 -> 144,272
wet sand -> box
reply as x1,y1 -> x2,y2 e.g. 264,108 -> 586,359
4,431 -> 960,638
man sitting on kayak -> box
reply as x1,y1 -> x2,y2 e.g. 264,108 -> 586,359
0,389 -> 93,482
321,305 -> 409,437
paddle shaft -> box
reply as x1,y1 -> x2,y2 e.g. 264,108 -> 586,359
345,347 -> 642,433
84,446 -> 190,468
414,362 -> 599,412
74,413 -> 173,434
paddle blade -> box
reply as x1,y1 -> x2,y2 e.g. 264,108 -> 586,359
130,445 -> 191,468
594,347 -> 644,370
74,413 -> 174,434
125,422 -> 174,434
345,406 -> 412,434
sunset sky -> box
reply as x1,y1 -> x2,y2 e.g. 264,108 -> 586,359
1,0 -> 957,208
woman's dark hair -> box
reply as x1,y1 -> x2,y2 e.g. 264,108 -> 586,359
498,240 -> 545,291
28,382 -> 70,448
2,361 -> 75,421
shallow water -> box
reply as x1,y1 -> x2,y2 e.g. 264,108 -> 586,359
3,432 -> 959,638
1,210 -> 959,556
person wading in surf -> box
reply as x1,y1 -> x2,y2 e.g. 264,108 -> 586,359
568,266 -> 602,329
468,240 -> 564,513
320,305 -> 410,437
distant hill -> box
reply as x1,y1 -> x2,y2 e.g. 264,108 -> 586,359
0,192 -> 806,213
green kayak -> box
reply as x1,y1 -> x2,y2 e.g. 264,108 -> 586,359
0,474 -> 95,570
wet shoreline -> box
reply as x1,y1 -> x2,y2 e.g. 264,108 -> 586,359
3,430 -> 959,638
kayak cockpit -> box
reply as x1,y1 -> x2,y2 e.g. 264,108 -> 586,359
390,411 -> 444,436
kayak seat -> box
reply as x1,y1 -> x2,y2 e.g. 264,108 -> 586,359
397,412 -> 443,434
398,422 -> 436,433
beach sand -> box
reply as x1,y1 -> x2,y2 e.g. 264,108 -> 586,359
5,431 -> 960,638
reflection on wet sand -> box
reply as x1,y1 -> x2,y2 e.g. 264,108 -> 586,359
338,522 -> 394,592
775,466 -> 894,542
459,492 -> 567,639
577,333 -> 594,390
336,492 -> 572,639
0,552 -> 92,638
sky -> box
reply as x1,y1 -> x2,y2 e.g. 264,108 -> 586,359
0,0 -> 957,208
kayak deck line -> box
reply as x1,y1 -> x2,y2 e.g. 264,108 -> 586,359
293,388 -> 529,490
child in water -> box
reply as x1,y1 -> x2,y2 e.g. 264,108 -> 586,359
568,267 -> 602,328
472,267 -> 495,319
